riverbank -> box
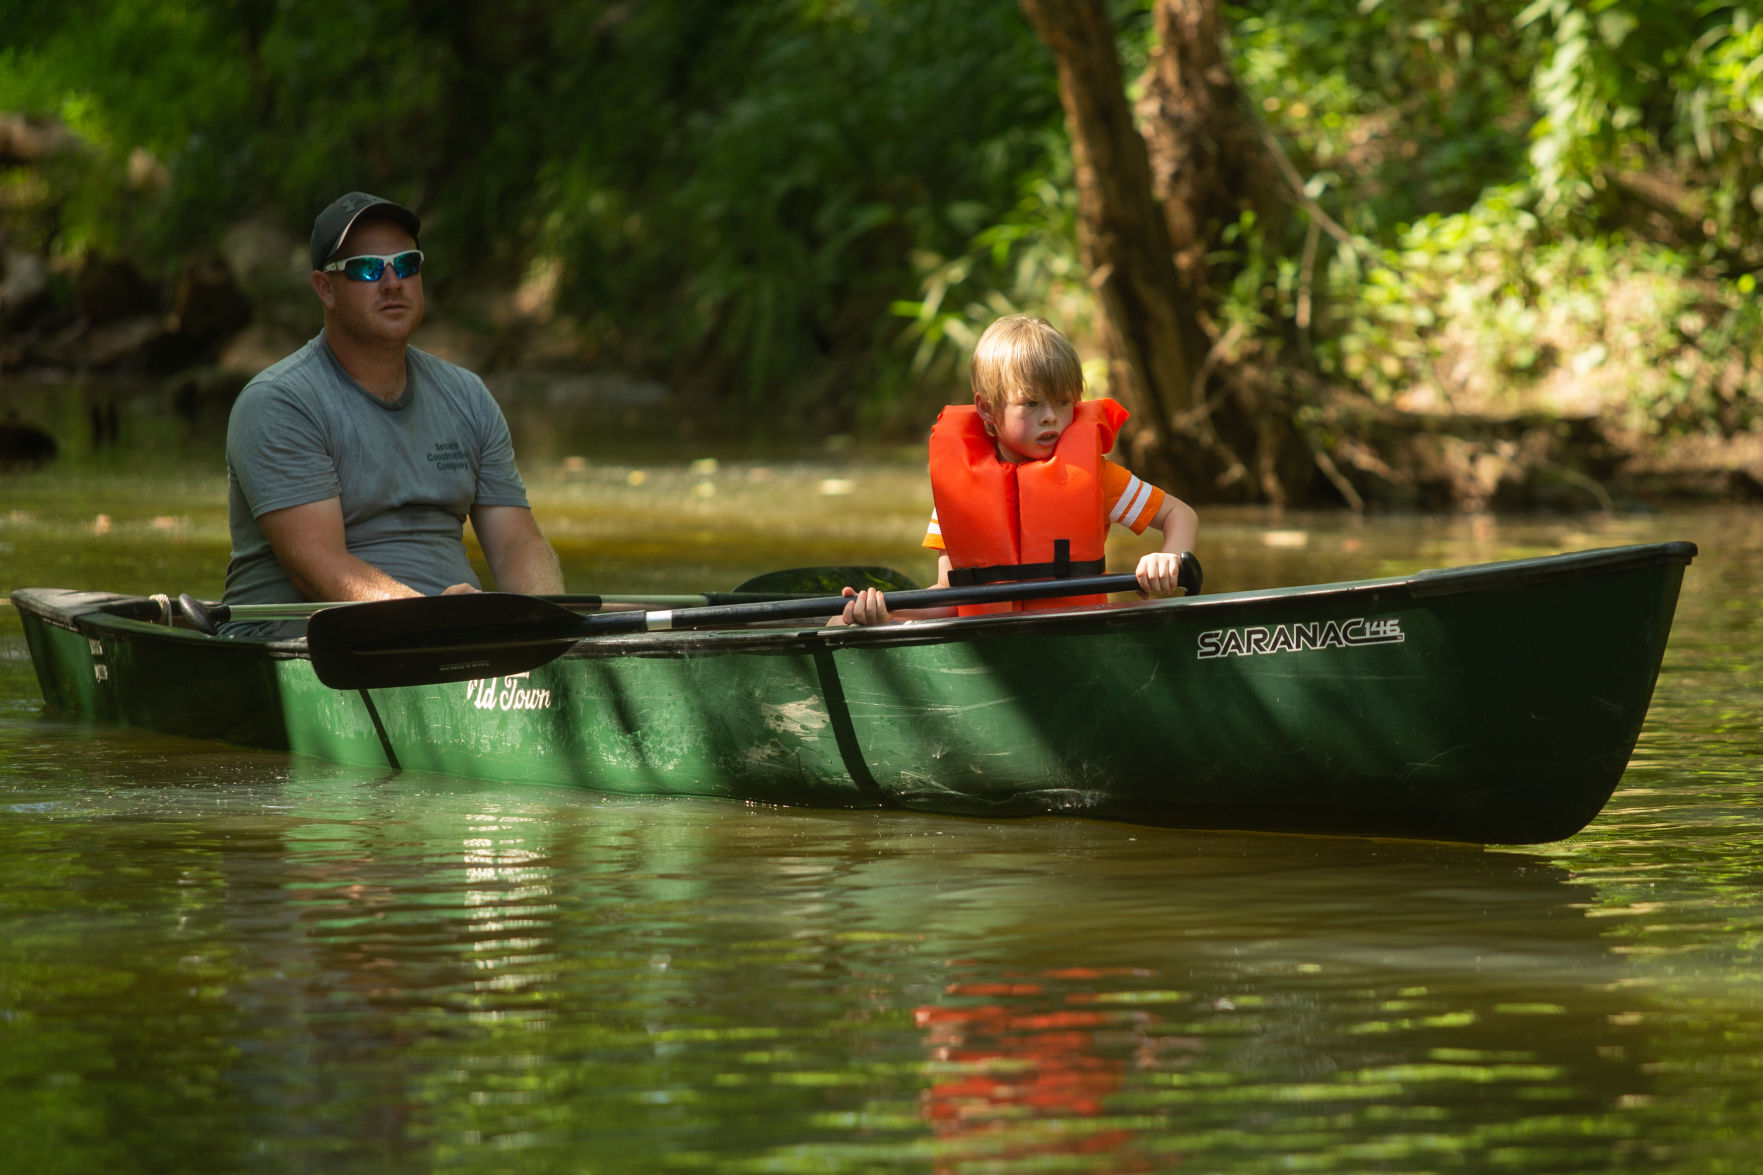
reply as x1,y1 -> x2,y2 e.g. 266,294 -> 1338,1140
6,341 -> 1759,513
4,208 -> 1759,507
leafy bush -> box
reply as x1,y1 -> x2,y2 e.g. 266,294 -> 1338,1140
4,0 -> 1759,443
1318,185 -> 1760,436
2,0 -> 1060,431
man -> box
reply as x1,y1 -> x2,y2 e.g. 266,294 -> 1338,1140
220,191 -> 563,637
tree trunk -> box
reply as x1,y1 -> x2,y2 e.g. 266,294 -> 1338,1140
1019,0 -> 1305,505
1017,0 -> 1209,476
1137,0 -> 1280,287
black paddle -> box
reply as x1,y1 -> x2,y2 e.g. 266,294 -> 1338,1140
307,553 -> 1201,691
178,592 -> 643,634
174,566 -> 921,634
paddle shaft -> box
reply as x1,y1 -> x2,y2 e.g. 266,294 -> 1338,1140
185,565 -> 920,628
537,552 -> 1197,638
338,571 -> 1169,659
580,572 -> 1152,635
203,593 -> 759,621
307,555 -> 1200,689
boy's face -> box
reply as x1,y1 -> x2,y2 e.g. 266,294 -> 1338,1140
977,391 -> 1076,463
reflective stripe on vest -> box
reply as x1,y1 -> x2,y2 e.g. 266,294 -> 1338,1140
928,398 -> 1129,615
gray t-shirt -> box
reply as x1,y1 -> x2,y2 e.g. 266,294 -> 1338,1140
221,333 -> 531,630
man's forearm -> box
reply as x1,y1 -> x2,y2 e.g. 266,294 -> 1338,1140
472,504 -> 566,594
282,550 -> 424,603
488,534 -> 565,595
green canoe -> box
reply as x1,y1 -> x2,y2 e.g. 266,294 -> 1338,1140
12,541 -> 1694,844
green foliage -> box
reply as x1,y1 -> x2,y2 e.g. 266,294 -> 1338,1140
1669,6 -> 1763,265
519,0 -> 1059,422
1519,0 -> 1673,220
2,0 -> 1056,430
892,138 -> 1095,395
2,0 -> 1759,443
0,0 -> 456,262
1516,0 -> 1763,246
1320,185 -> 1760,437
1232,0 -> 1541,231
895,0 -> 1554,406
1220,0 -> 1763,438
1,2 -> 243,259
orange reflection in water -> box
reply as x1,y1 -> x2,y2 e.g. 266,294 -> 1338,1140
916,967 -> 1180,1173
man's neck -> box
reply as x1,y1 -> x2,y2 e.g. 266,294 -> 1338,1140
324,329 -> 409,402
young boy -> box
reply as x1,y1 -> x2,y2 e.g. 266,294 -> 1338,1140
835,314 -> 1198,626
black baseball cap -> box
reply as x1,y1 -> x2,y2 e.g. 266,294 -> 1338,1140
309,192 -> 421,270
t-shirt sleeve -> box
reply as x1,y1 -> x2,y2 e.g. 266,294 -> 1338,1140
226,381 -> 343,519
467,378 -> 532,509
1102,460 -> 1165,534
923,507 -> 945,551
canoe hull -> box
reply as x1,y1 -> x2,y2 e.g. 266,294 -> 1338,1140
12,542 -> 1694,843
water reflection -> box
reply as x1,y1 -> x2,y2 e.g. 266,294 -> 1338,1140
0,735 -> 1667,1173
3,431 -> 1763,1171
918,970 -> 1165,1172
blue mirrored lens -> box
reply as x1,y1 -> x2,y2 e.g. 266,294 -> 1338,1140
341,251 -> 423,281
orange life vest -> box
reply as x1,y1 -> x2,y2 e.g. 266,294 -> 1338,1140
929,398 -> 1130,616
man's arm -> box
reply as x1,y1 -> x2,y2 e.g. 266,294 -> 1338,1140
470,504 -> 565,594
257,498 -> 429,601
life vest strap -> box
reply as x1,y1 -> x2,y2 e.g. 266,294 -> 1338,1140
945,538 -> 1105,587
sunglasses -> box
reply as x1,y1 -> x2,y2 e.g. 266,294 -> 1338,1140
322,250 -> 425,281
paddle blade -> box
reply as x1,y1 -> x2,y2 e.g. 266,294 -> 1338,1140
306,592 -> 585,691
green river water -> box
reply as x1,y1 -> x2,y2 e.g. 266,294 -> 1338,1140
2,391 -> 1761,1173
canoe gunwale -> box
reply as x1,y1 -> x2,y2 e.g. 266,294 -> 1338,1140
1405,540 -> 1697,598
11,540 -> 1699,664
813,539 -> 1700,650
11,588 -> 310,662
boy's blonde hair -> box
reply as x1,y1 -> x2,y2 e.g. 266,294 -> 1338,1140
970,315 -> 1084,415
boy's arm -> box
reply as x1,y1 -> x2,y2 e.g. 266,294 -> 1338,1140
1151,495 -> 1198,554
906,554 -> 959,616
1135,494 -> 1200,597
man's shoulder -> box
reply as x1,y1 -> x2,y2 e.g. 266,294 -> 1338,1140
238,335 -> 334,404
407,345 -> 500,416
407,344 -> 487,390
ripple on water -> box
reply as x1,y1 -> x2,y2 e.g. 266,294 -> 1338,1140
2,499 -> 1762,1172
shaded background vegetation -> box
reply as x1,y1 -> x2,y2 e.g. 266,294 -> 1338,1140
3,0 -> 1760,502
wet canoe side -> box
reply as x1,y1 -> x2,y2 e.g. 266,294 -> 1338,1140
11,541 -> 1694,843
832,549 -> 1688,841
